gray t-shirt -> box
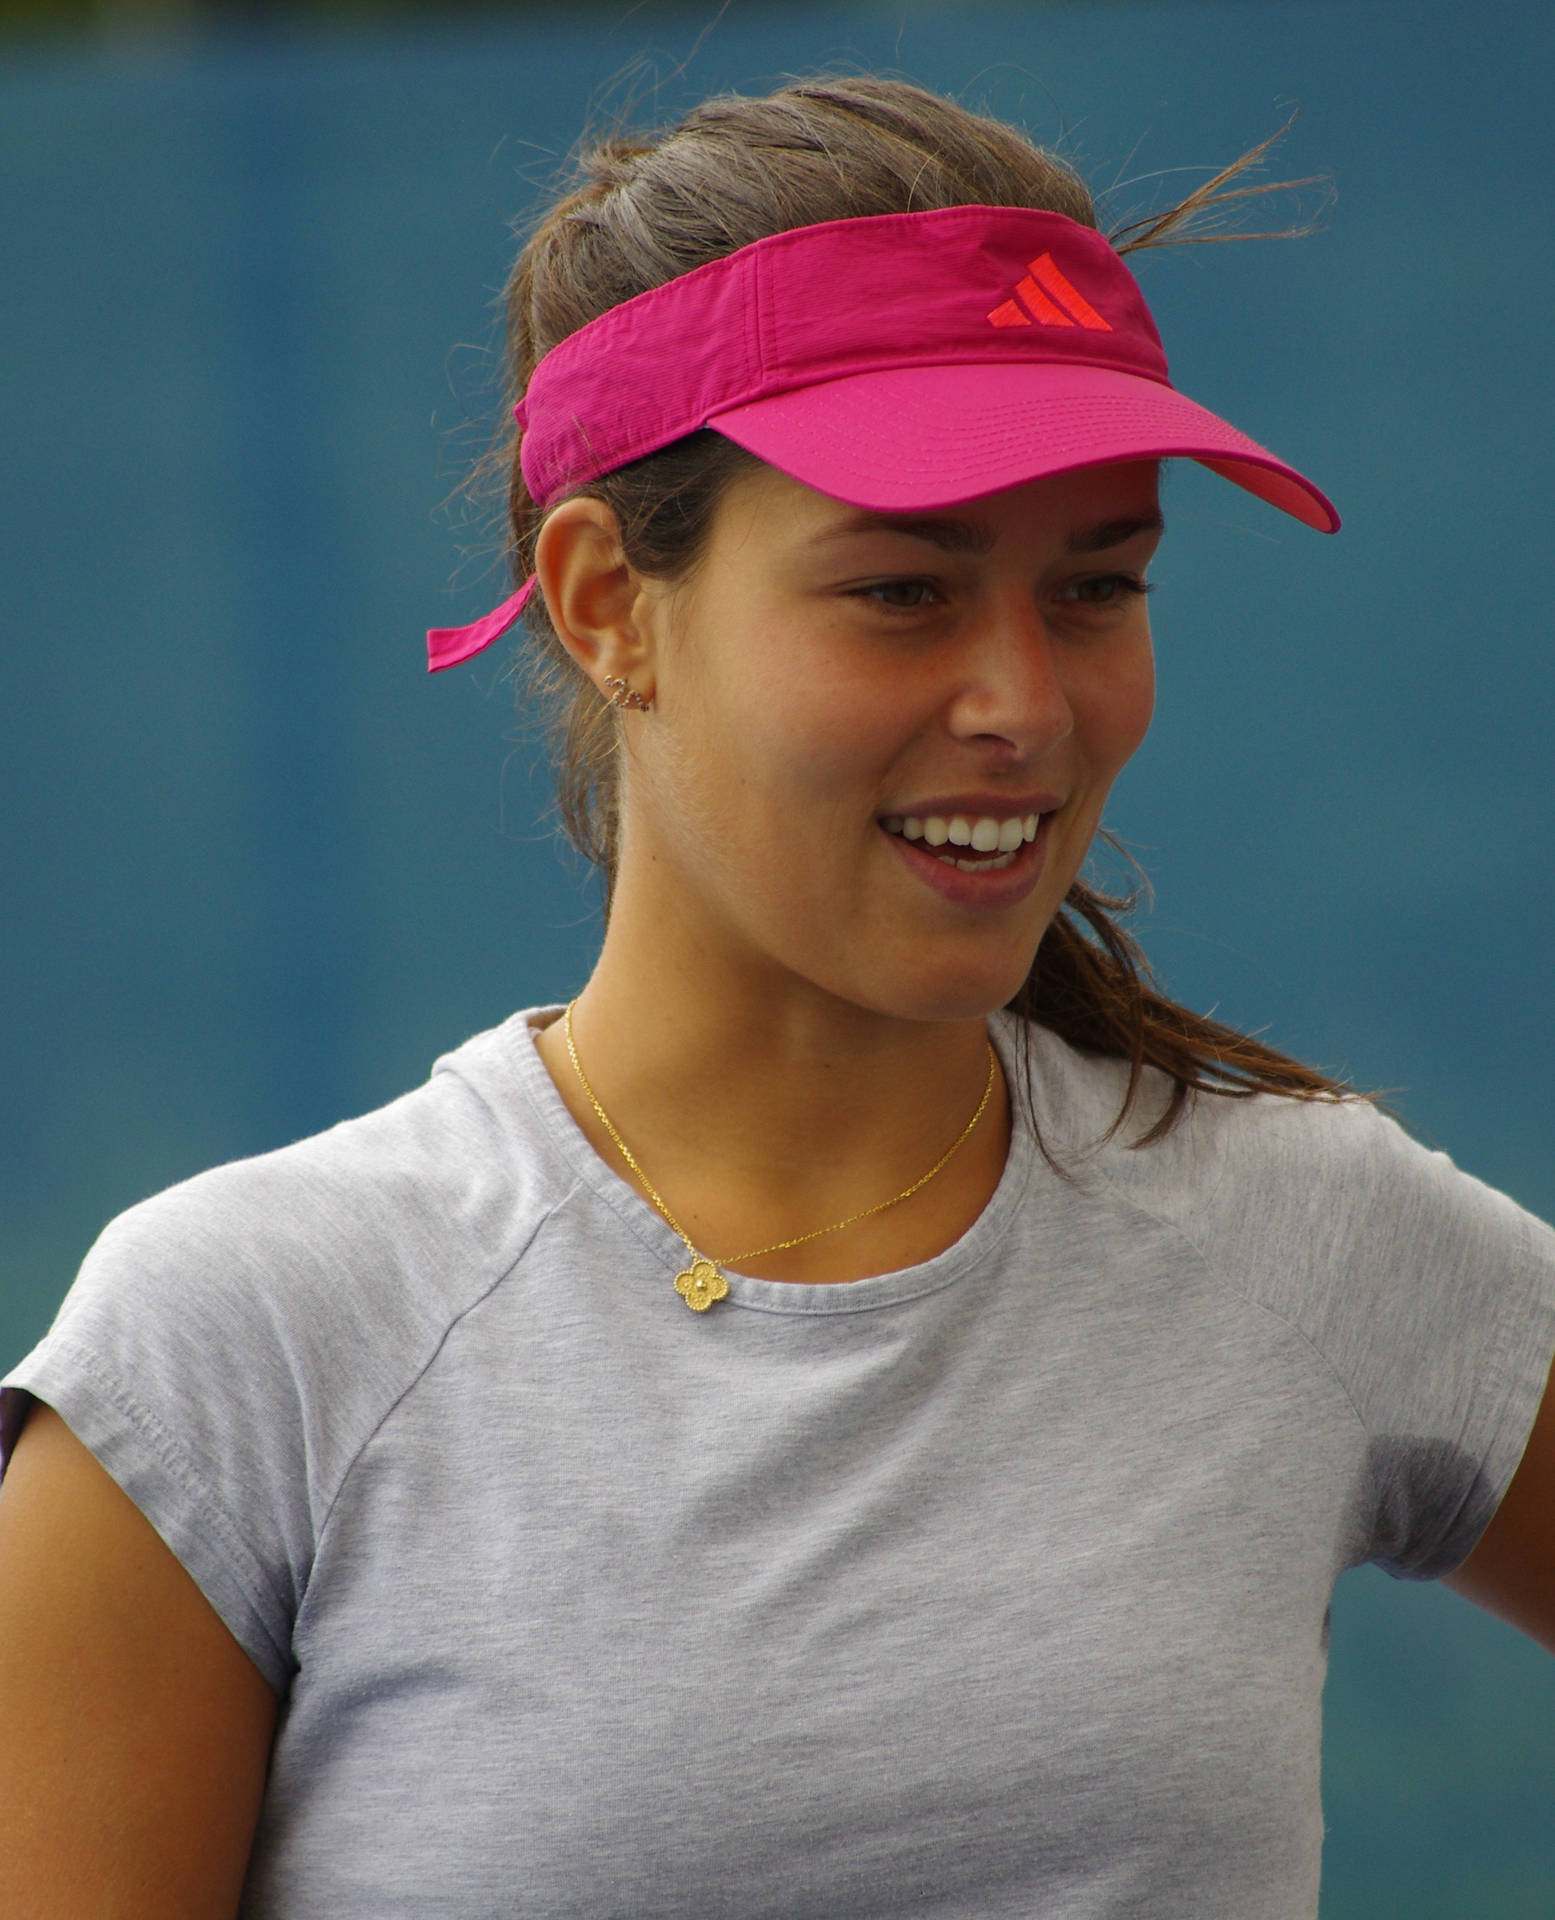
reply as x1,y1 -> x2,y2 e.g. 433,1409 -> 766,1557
4,1008 -> 1553,1919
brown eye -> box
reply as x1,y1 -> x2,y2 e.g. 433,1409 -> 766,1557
1059,573 -> 1152,605
861,579 -> 938,610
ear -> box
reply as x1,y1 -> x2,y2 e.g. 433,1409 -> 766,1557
534,498 -> 656,704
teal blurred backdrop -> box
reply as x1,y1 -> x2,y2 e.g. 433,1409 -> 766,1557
3,2 -> 1553,1909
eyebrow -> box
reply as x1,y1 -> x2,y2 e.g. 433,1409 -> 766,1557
813,509 -> 1164,556
813,512 -> 996,554
1066,513 -> 1166,554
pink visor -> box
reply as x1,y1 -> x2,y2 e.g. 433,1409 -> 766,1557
428,204 -> 1337,670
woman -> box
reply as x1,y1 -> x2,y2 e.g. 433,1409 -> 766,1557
1,75 -> 1551,1919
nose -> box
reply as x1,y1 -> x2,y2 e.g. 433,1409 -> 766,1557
943,605 -> 1075,761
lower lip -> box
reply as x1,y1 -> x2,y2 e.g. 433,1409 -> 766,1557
880,817 -> 1053,909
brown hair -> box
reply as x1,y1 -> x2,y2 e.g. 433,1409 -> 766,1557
490,75 -> 1349,1143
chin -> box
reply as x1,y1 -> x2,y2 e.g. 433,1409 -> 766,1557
862,954 -> 1040,1027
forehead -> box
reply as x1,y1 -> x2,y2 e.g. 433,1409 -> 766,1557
711,459 -> 1163,555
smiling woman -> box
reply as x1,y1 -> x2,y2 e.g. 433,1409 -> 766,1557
538,462 -> 1162,1054
1,72 -> 1552,1920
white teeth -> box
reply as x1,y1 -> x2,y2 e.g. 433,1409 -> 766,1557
940,850 -> 1018,872
885,810 -> 1044,856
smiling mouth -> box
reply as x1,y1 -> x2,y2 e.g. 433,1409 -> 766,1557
880,811 -> 1043,873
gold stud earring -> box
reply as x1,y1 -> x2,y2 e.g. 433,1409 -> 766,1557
603,676 -> 652,712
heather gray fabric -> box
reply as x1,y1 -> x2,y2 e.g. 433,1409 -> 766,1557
4,1008 -> 1553,1919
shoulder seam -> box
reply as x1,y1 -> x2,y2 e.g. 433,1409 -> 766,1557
1085,1149 -> 1372,1444
24,1336 -> 294,1680
309,1174 -> 591,1558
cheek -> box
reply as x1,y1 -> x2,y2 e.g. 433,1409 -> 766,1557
717,654 -> 890,811
634,654 -> 861,866
1078,640 -> 1155,781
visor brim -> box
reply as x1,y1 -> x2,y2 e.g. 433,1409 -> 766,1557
708,362 -> 1338,533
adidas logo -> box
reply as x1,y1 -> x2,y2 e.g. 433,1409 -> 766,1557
988,254 -> 1112,332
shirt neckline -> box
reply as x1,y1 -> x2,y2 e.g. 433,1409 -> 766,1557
504,1006 -> 1037,1317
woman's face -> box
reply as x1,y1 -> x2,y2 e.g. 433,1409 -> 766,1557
619,457 -> 1160,1026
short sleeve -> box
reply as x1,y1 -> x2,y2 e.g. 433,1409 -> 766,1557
2,1193 -> 317,1689
1325,1107 -> 1555,1578
1152,1095 -> 1555,1581
0,1016 -> 572,1699
0,1132 -> 457,1692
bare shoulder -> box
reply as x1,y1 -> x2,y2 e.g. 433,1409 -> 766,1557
0,1401 -> 278,1918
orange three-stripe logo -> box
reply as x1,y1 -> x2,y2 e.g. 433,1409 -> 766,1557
988,254 -> 1112,332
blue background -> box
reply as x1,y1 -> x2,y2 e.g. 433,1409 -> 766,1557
3,3 -> 1552,1908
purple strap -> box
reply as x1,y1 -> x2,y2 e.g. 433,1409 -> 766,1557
426,576 -> 539,673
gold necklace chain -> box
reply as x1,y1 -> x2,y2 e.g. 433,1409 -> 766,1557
563,1001 -> 999,1312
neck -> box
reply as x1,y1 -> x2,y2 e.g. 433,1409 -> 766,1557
534,927 -> 1009,1282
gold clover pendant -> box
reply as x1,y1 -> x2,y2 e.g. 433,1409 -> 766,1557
674,1259 -> 729,1313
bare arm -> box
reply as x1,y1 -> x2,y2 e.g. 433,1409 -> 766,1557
0,1402 -> 279,1918
1442,1350 -> 1555,1653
